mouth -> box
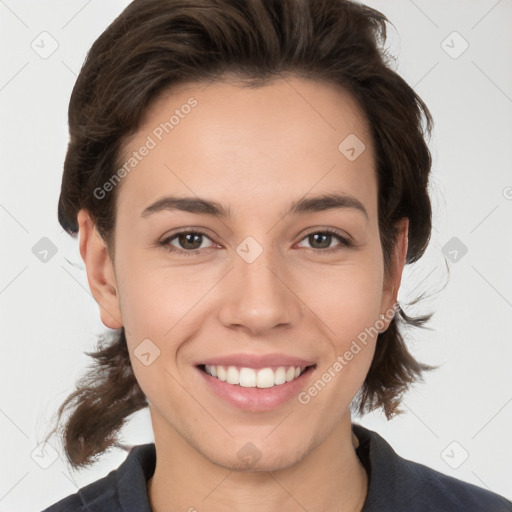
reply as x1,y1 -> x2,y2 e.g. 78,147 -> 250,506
194,353 -> 317,411
198,363 -> 316,388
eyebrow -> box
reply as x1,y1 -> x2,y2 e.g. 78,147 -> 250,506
140,192 -> 368,220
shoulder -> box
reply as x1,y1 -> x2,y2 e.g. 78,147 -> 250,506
352,423 -> 512,512
396,453 -> 512,511
40,470 -> 119,512
39,443 -> 156,512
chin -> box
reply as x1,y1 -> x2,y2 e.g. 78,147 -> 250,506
220,453 -> 304,473
206,438 -> 311,473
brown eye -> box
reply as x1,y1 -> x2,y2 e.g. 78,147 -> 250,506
308,233 -> 333,249
160,230 -> 215,255
298,229 -> 352,252
176,232 -> 204,250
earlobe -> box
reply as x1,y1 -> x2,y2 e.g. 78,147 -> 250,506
77,209 -> 123,329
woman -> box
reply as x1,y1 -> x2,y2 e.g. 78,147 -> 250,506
40,0 -> 512,510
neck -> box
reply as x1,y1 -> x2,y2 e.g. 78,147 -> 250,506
147,412 -> 368,512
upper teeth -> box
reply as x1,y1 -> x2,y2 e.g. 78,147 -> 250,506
204,365 -> 305,388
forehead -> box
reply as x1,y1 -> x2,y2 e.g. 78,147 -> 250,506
115,77 -> 377,219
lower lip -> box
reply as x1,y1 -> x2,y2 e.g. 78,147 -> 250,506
197,366 -> 315,412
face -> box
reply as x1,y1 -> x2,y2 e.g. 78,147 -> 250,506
79,77 -> 407,471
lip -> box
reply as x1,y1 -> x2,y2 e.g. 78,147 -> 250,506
196,353 -> 316,370
196,361 -> 316,412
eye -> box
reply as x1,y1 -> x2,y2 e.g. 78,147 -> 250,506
297,229 -> 353,253
160,230 -> 215,256
159,227 -> 353,257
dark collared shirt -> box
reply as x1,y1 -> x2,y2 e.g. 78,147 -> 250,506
41,424 -> 512,511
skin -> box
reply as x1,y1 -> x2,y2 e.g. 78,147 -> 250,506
77,77 -> 408,512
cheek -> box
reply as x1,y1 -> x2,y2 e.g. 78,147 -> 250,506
298,266 -> 383,412
115,260 -> 213,394
116,256 -> 207,337
302,258 -> 384,334
297,254 -> 384,389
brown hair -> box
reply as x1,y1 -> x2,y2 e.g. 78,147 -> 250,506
46,0 -> 437,468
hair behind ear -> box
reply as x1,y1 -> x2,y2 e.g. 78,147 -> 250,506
42,329 -> 147,468
352,301 -> 438,419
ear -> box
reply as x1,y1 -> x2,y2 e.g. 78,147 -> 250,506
380,217 -> 409,323
77,209 -> 123,329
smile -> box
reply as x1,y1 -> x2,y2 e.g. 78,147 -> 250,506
201,364 -> 308,388
196,354 -> 317,411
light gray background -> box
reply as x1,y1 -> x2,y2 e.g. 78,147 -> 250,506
1,0 -> 511,510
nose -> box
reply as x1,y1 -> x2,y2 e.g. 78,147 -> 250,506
217,241 -> 303,336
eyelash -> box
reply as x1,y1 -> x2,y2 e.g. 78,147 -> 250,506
159,228 -> 353,257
